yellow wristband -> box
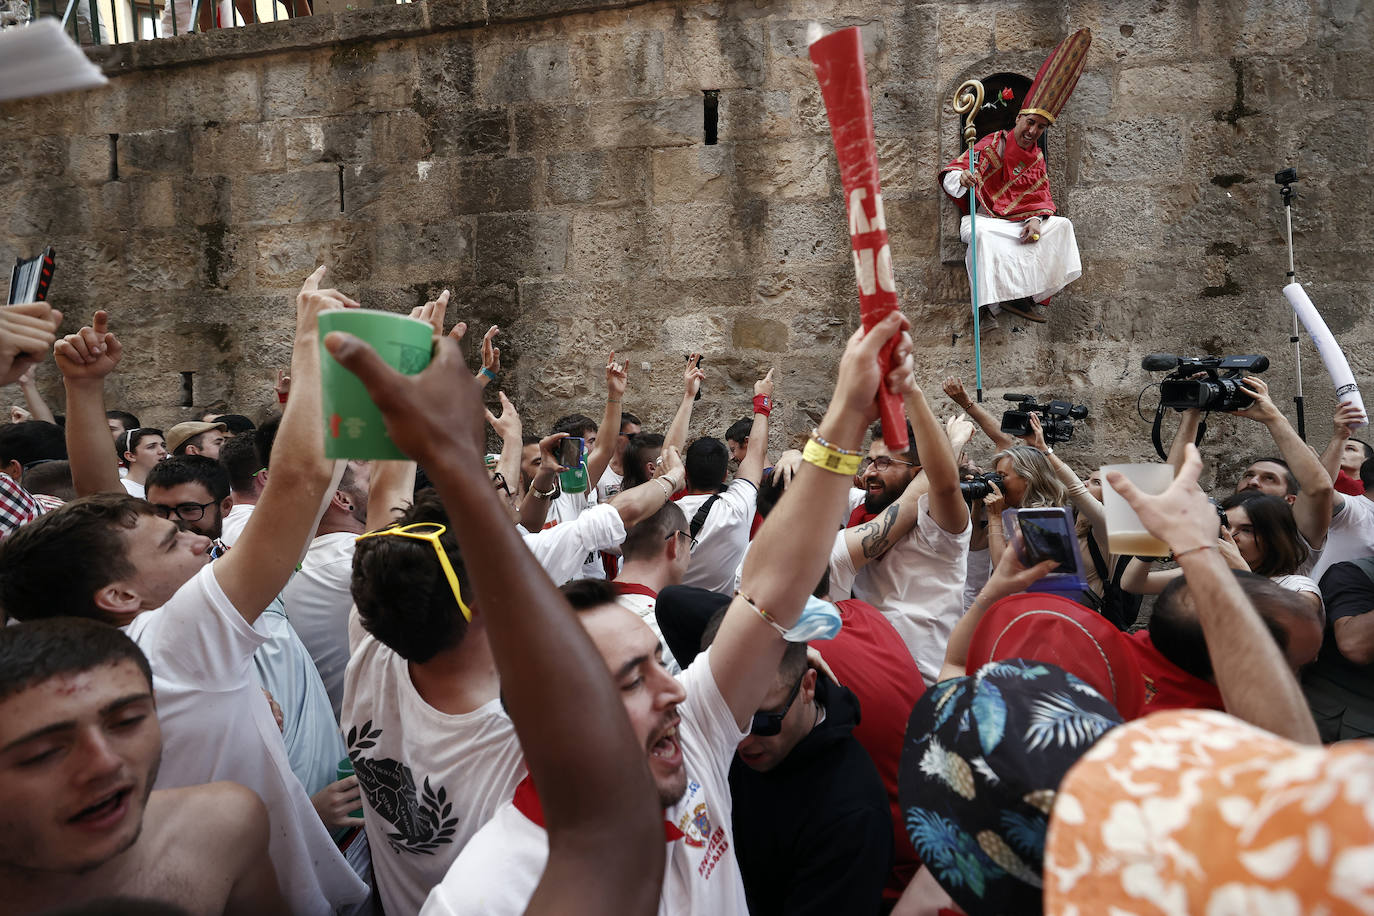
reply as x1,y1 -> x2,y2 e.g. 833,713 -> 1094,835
802,438 -> 863,476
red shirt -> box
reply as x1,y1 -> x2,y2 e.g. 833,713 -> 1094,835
1124,630 -> 1224,713
822,599 -> 926,900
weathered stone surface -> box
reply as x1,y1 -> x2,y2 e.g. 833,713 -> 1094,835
2,0 -> 1370,468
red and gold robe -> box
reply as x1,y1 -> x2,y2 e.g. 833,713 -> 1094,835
939,130 -> 1055,221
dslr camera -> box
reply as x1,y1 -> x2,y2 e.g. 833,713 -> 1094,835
1000,394 -> 1089,445
960,471 -> 1004,502
1143,353 -> 1270,412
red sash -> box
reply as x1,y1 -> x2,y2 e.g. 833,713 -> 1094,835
940,130 -> 1056,220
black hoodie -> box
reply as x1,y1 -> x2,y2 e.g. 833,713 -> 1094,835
729,677 -> 893,916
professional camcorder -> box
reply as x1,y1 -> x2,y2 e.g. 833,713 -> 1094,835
1143,353 -> 1270,412
999,394 -> 1089,444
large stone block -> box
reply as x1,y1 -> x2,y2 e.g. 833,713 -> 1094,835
731,139 -> 837,200
428,106 -> 510,159
279,114 -> 373,168
586,97 -> 701,149
572,29 -> 665,99
229,167 -> 345,225
1075,0 -> 1198,67
1077,117 -> 1184,183
664,199 -> 767,279
191,121 -> 287,175
765,18 -> 886,90
762,199 -> 851,268
512,101 -> 593,153
124,230 -> 202,292
1115,62 -> 1234,114
1197,0 -> 1313,56
251,220 -> 374,290
652,146 -> 733,204
476,40 -> 572,104
474,212 -> 569,283
372,220 -> 474,281
662,19 -> 766,92
717,88 -> 794,142
452,157 -> 539,213
159,66 -> 260,128
732,315 -> 790,351
118,127 -> 194,176
566,208 -> 668,279
546,149 -> 651,207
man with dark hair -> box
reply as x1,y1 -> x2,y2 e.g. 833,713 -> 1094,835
22,458 -> 74,502
218,433 -> 262,547
116,428 -> 165,499
677,370 -> 773,595
211,413 -> 256,436
145,456 -> 232,555
0,420 -> 67,481
724,418 -> 752,464
105,409 -> 140,440
519,433 -> 543,491
622,432 -> 665,491
424,311 -> 915,915
0,276 -> 370,914
0,617 -> 289,914
613,501 -> 692,673
1302,551 -> 1374,741
282,458 -> 371,716
164,420 -> 227,460
344,490 -> 525,915
1127,570 -> 1323,713
704,622 -> 891,916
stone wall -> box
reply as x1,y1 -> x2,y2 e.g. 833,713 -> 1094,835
1,0 -> 1370,478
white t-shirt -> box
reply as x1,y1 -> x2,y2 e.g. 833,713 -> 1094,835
543,485 -> 611,580
677,479 -> 758,595
1311,495 -> 1374,582
126,565 -> 367,916
1273,573 -> 1324,608
120,477 -> 145,498
281,530 -> 356,717
847,493 -> 972,685
598,465 -> 625,501
342,626 -> 525,916
520,503 -> 627,586
613,584 -> 682,675
421,648 -> 750,916
220,501 -> 254,547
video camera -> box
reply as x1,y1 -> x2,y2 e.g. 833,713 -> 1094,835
959,471 -> 1004,502
1143,353 -> 1270,412
999,394 -> 1089,445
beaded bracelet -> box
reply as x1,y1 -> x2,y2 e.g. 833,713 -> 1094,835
736,589 -> 788,638
810,428 -> 862,456
802,437 -> 863,476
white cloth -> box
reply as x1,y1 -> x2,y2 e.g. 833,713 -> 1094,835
677,479 -> 758,595
598,465 -> 625,501
850,493 -> 972,685
253,600 -> 344,796
953,205 -> 1081,309
119,477 -> 145,498
961,546 -> 993,612
343,628 -> 525,916
615,588 -> 682,675
1311,495 -> 1374,582
520,503 -> 627,586
281,530 -> 356,718
126,565 -> 367,916
545,486 -> 608,580
421,648 -> 750,916
1273,574 -> 1324,609
220,501 -> 254,547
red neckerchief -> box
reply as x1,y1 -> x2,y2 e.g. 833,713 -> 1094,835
512,776 -> 684,841
847,503 -> 877,528
612,581 -> 658,599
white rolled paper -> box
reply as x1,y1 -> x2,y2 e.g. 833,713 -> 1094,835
1284,282 -> 1368,428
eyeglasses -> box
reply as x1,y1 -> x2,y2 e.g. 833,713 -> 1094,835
355,522 -> 472,622
858,455 -> 916,473
749,672 -> 805,736
151,499 -> 218,523
666,529 -> 698,554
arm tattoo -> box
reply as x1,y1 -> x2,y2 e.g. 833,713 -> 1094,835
860,503 -> 902,559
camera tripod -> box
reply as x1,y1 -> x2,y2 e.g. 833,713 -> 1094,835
1277,168 -> 1305,440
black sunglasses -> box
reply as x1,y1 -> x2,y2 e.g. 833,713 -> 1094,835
749,672 -> 805,736
151,499 -> 218,522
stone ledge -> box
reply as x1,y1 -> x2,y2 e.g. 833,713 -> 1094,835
84,0 -> 660,74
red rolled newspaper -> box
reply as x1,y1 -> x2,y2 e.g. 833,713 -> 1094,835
808,25 -> 908,452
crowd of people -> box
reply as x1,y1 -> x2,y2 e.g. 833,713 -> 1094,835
0,267 -> 1371,916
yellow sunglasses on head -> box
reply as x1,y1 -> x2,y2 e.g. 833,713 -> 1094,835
355,522 -> 472,622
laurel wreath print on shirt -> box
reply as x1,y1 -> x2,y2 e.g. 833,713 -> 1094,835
347,720 -> 461,855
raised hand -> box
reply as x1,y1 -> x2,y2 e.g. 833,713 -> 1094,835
294,266 -> 360,339
1021,410 -> 1049,451
1333,400 -> 1367,437
409,290 -> 450,338
485,391 -> 522,441
274,369 -> 291,402
482,325 -> 501,374
832,311 -> 912,423
605,351 -> 628,401
0,302 -> 62,386
538,431 -> 571,473
54,310 -> 122,382
754,367 -> 775,400
683,353 -> 704,399
945,414 -> 975,457
1234,375 -> 1282,425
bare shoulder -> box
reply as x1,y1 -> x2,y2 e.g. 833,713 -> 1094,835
153,782 -> 270,853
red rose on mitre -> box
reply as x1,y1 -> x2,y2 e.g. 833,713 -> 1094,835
1001,87 -> 1014,101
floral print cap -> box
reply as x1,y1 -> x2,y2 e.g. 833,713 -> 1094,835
1045,708 -> 1374,915
899,659 -> 1123,916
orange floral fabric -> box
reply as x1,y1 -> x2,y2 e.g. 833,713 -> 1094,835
1045,709 -> 1374,915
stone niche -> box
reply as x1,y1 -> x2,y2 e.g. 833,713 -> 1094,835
1,0 -> 1370,481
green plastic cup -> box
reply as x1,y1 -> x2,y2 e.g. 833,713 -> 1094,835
319,309 -> 433,460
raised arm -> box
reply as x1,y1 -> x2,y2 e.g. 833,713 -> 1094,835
16,367 -> 55,424
54,311 -> 125,496
735,369 -> 773,487
840,475 -> 930,570
1167,408 -> 1203,473
583,352 -> 626,491
485,391 -> 523,506
215,267 -> 354,624
943,376 -> 1013,450
1236,376 -> 1334,548
663,353 -> 704,455
606,445 -> 686,527
0,302 -> 62,387
938,542 -> 1057,682
326,326 -> 664,916
907,381 -> 968,535
1319,401 -> 1368,483
517,432 -> 566,532
1107,444 -> 1320,745
712,312 -> 914,727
